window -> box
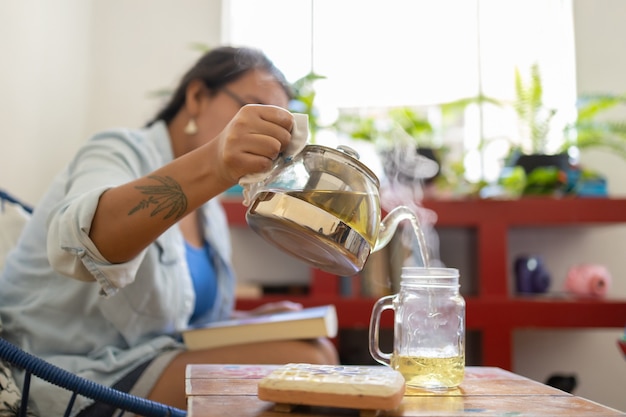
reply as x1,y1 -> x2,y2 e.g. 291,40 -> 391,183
223,0 -> 576,185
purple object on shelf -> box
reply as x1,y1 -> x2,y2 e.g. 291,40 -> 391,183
514,256 -> 551,294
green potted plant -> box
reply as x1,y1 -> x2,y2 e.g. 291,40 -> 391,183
493,63 -> 575,197
500,81 -> 626,197
509,63 -> 567,175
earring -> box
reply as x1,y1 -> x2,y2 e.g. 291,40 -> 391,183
184,118 -> 198,135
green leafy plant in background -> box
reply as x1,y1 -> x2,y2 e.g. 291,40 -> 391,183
433,94 -> 504,197
497,166 -> 527,197
288,71 -> 326,142
523,166 -> 567,195
439,93 -> 503,151
513,63 -> 557,154
498,90 -> 626,198
331,113 -> 381,143
387,106 -> 434,145
561,93 -> 626,160
332,106 -> 434,148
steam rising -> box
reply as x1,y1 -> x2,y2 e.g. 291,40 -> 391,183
379,126 -> 443,268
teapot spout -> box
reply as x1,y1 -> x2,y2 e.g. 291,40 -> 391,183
373,205 -> 430,267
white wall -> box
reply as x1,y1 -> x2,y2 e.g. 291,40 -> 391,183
574,0 -> 626,197
87,0 -> 223,133
0,0 -> 624,411
0,1 -> 93,204
0,0 -> 222,204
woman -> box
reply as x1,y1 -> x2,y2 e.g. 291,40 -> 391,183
0,46 -> 338,416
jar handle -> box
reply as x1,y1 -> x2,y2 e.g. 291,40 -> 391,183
369,295 -> 395,366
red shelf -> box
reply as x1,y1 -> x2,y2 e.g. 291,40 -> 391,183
222,197 -> 249,225
422,198 -> 626,297
224,196 -> 626,370
423,197 -> 626,225
236,296 -> 626,329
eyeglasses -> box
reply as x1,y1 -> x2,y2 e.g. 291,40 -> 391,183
221,86 -> 252,108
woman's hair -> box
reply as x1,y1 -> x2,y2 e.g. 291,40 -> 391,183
147,46 -> 293,126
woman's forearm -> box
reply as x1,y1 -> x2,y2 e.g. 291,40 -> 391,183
89,143 -> 230,263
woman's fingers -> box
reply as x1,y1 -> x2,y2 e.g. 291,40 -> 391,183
216,105 -> 296,182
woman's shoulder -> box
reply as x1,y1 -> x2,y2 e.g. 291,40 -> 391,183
91,121 -> 168,147
80,121 -> 174,166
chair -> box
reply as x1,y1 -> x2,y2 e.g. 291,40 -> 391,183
0,190 -> 33,214
0,190 -> 187,416
0,189 -> 32,271
0,338 -> 187,417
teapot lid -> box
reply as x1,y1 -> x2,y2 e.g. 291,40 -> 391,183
302,144 -> 380,188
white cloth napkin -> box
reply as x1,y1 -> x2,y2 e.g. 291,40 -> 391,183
239,113 -> 309,206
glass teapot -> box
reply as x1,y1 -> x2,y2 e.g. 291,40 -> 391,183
245,144 -> 417,276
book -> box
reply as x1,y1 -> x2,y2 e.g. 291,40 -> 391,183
182,305 -> 338,351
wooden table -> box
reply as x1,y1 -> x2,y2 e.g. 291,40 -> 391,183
186,364 -> 625,416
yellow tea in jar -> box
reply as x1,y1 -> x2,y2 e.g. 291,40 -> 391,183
391,354 -> 465,389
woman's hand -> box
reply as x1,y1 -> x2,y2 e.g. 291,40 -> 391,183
213,104 -> 294,186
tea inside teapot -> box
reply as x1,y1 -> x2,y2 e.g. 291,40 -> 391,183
246,189 -> 375,276
244,145 -> 379,275
245,144 -> 427,276
289,189 -> 375,245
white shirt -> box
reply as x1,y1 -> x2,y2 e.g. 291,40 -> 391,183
0,121 -> 235,415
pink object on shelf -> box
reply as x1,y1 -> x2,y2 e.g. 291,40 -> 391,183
564,264 -> 612,297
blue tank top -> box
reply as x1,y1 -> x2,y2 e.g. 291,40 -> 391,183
185,240 -> 218,322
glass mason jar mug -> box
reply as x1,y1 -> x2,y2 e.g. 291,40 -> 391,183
369,267 -> 466,389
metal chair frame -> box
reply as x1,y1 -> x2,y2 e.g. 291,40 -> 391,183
0,338 -> 187,417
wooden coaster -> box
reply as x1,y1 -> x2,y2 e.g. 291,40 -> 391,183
257,363 -> 406,413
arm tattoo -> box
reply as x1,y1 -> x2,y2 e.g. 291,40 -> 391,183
128,175 -> 188,220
